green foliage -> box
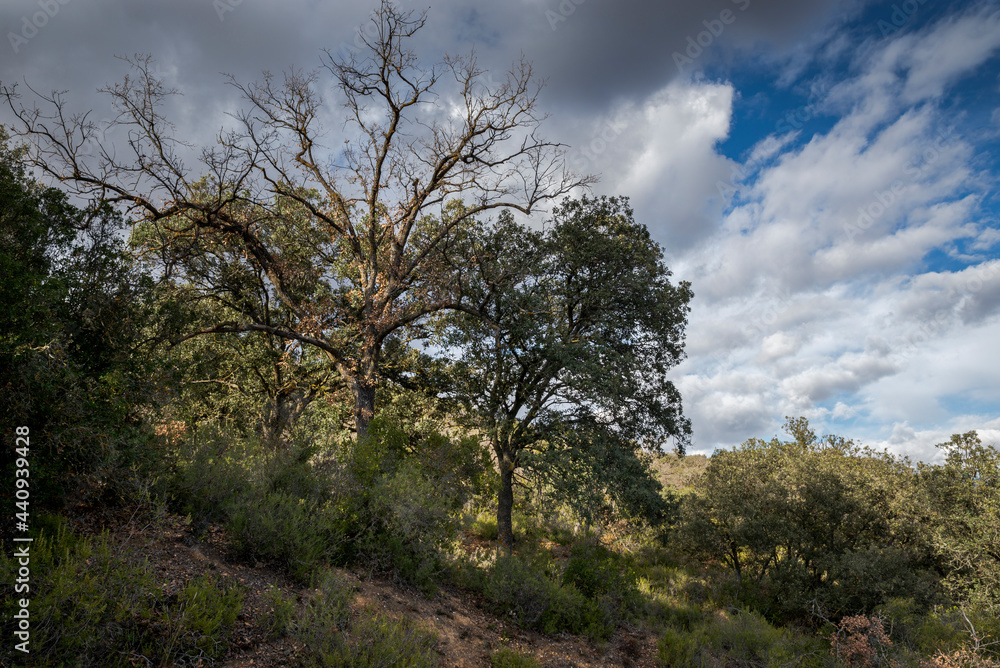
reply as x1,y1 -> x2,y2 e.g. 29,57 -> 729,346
490,646 -> 542,668
0,126 -> 158,508
0,520 -> 244,666
142,214 -> 343,449
161,427 -> 342,580
470,512 -> 501,541
652,453 -> 710,493
562,539 -> 643,626
484,552 -> 596,637
336,416 -> 490,590
875,598 -> 1000,660
162,416 -> 485,587
262,585 -> 298,639
291,569 -> 438,668
679,418 -> 937,621
480,546 -> 639,640
920,433 -> 1000,613
168,574 -> 245,659
657,609 -> 830,668
524,424 -> 677,531
437,195 -> 692,546
228,490 -> 331,581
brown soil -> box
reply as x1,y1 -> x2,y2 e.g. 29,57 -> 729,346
64,504 -> 662,668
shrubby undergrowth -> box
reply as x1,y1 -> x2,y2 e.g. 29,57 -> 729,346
159,415 -> 488,587
268,569 -> 438,668
0,517 -> 243,666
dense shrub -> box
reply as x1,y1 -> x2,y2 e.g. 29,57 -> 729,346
679,418 -> 938,622
876,597 -> 1000,662
482,550 -> 624,640
491,646 -> 542,668
919,433 -> 1000,616
162,416 -> 486,587
657,609 -> 829,668
0,130 -> 159,509
562,538 -> 643,626
0,519 -> 244,666
227,490 -> 331,581
290,569 -> 438,668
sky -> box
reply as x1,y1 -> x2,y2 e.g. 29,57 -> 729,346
2,0 -> 999,460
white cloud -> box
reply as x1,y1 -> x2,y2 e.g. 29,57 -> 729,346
897,8 -> 1000,103
758,331 -> 800,363
576,79 -> 736,251
665,9 -> 1000,456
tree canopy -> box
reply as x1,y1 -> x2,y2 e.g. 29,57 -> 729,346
2,1 -> 589,439
438,195 -> 693,548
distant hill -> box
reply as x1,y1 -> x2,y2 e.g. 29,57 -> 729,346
651,453 -> 709,492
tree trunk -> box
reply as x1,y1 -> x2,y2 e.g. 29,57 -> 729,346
341,352 -> 378,441
353,379 -> 376,441
497,457 -> 515,552
261,388 -> 312,450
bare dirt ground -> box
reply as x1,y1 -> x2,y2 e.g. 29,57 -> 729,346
69,505 -> 662,667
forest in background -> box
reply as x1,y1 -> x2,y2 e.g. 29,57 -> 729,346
2,3 -> 999,666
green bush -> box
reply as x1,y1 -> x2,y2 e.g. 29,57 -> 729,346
161,427 -> 334,581
163,419 -> 479,587
879,599 -> 1000,660
649,601 -> 705,632
0,520 -> 244,666
291,569 -> 354,651
491,646 -> 542,668
470,512 -> 500,541
483,553 -> 555,628
227,490 -> 330,581
332,612 -> 438,668
483,552 -> 608,639
657,609 -> 830,668
562,539 -> 642,627
291,569 -> 438,668
170,574 -> 244,657
816,545 -> 939,615
475,543 -> 649,640
0,138 -> 159,510
679,419 -> 940,623
262,585 -> 297,639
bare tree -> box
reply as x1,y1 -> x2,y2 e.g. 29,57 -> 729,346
2,1 -> 591,439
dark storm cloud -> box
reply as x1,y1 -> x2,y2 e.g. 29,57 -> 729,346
426,0 -> 864,116
1,1 -> 378,137
1,0 -> 863,136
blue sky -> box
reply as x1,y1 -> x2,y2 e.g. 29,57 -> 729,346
656,0 -> 1000,459
1,0 -> 998,459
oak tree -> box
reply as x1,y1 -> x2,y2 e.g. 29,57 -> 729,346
439,196 -> 693,549
2,1 -> 588,439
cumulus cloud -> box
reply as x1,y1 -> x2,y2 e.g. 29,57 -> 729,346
580,80 -> 736,250
670,6 -> 1000,454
